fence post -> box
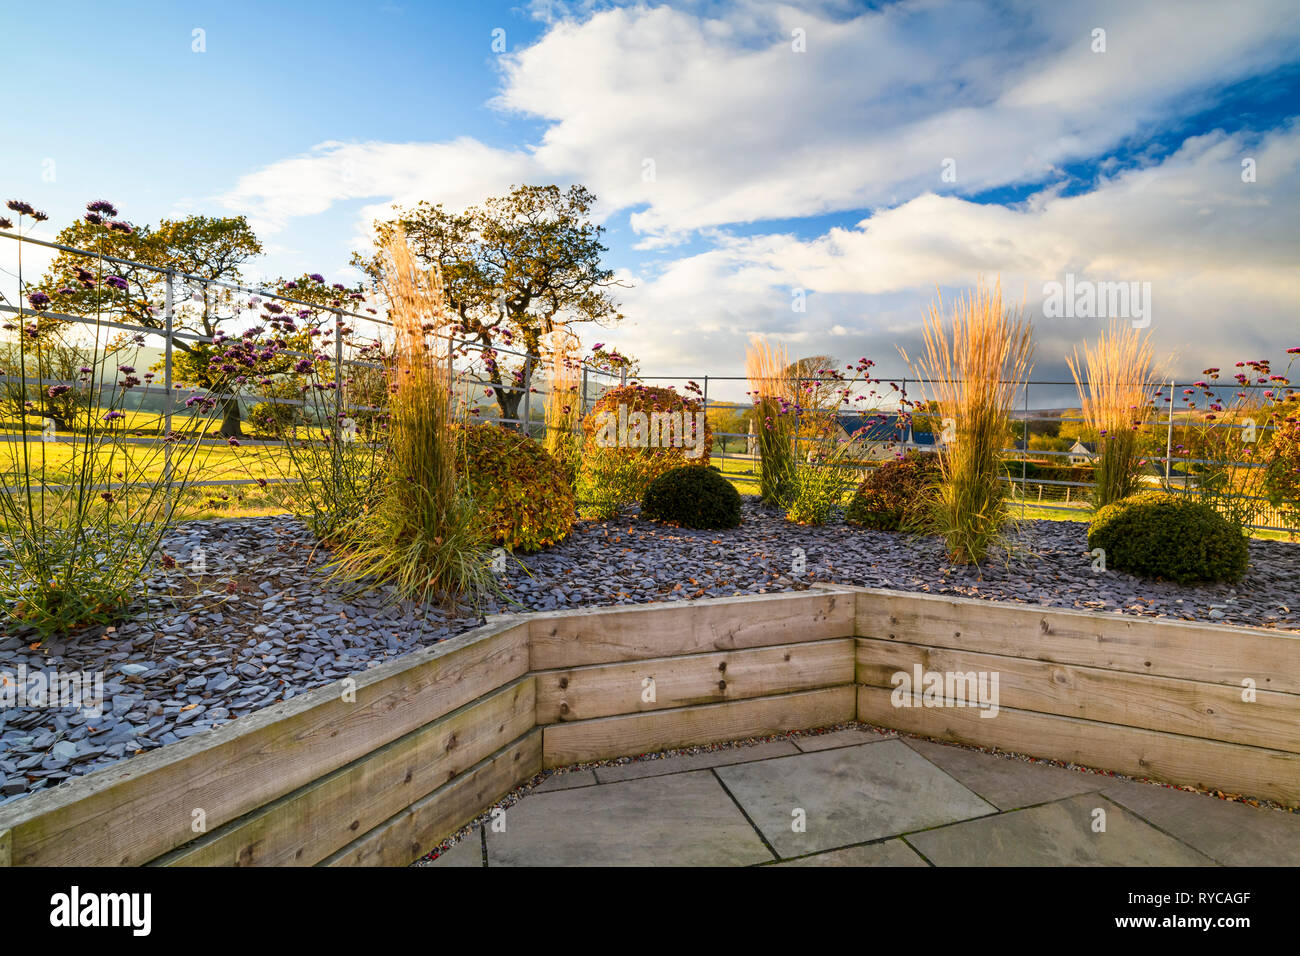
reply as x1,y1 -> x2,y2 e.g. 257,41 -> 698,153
702,375 -> 709,455
900,377 -> 908,446
1165,378 -> 1175,489
333,309 -> 344,434
1021,380 -> 1029,516
163,270 -> 174,490
793,374 -> 801,463
522,354 -> 533,438
446,332 -> 455,412
581,366 -> 589,418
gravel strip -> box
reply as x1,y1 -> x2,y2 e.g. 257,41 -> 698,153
3,500 -> 1298,806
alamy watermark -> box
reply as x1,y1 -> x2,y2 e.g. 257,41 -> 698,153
591,404 -> 708,459
1043,274 -> 1152,328
1,665 -> 104,718
890,664 -> 1000,717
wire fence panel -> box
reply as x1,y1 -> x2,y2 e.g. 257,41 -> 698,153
2,231 -> 1296,532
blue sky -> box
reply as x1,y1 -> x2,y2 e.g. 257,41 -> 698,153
5,0 -> 1300,403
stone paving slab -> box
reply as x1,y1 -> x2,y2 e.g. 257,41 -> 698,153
533,769 -> 599,793
485,770 -> 774,866
902,737 -> 1114,810
714,740 -> 996,858
429,831 -> 484,867
593,740 -> 801,783
771,839 -> 929,867
1100,779 -> 1300,866
419,732 -> 1295,867
906,794 -> 1218,866
794,728 -> 888,752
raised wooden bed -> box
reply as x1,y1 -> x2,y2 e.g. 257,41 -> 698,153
1,585 -> 1295,867
851,587 -> 1300,806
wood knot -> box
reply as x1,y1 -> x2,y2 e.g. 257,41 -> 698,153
718,661 -> 727,672
718,679 -> 727,691
558,676 -> 569,689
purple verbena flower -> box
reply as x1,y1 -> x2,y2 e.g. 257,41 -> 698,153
105,276 -> 128,290
87,200 -> 118,216
6,200 -> 35,216
308,273 -> 325,284
27,291 -> 51,309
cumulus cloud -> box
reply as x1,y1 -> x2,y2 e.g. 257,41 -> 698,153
210,0 -> 1300,397
608,122 -> 1300,398
220,138 -> 539,235
223,0 -> 1300,240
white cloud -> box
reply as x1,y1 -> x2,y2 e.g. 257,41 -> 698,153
219,138 -> 539,235
221,0 -> 1300,243
604,122 -> 1300,397
491,0 -> 1300,240
207,0 -> 1300,398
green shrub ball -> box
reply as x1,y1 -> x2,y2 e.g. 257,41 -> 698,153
1087,494 -> 1248,585
641,465 -> 742,530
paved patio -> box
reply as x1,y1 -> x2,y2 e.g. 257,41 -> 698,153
429,729 -> 1300,866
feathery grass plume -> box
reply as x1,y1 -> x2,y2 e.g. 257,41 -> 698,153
327,227 -> 495,609
543,327 -> 583,484
1067,321 -> 1158,510
901,278 -> 1034,565
745,334 -> 796,506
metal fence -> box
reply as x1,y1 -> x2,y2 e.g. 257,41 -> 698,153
2,229 -> 1295,533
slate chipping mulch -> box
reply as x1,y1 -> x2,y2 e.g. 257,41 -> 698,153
3,499 -> 1297,807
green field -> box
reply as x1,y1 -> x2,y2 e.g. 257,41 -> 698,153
2,434 -> 1295,538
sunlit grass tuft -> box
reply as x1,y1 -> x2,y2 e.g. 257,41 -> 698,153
1068,321 -> 1158,510
324,228 -> 496,610
902,278 -> 1034,565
